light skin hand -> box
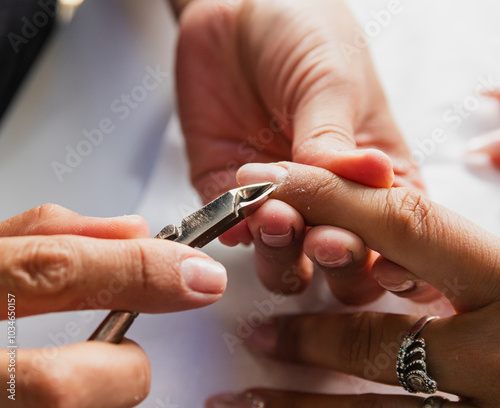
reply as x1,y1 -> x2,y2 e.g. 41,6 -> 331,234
172,0 -> 429,304
0,204 -> 227,407
206,161 -> 500,407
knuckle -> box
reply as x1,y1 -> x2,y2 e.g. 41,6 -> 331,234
10,237 -> 75,295
338,312 -> 381,375
130,240 -> 178,295
293,123 -> 354,160
384,188 -> 436,241
275,316 -> 314,362
134,241 -> 154,291
24,204 -> 65,226
0,204 -> 66,237
280,173 -> 346,225
309,173 -> 344,205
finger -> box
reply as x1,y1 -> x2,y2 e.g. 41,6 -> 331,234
464,129 -> 500,169
246,199 -> 312,294
245,312 -> 489,398
293,94 -> 413,187
237,162 -> 500,312
1,340 -> 150,408
372,256 -> 443,303
0,235 -> 227,318
0,204 -> 150,239
218,221 -> 254,247
303,226 -> 384,305
206,390 -> 467,408
484,89 -> 500,102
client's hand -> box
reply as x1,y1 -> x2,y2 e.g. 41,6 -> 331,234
0,205 -> 226,408
204,162 -> 500,407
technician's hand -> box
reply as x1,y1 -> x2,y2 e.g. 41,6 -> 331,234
175,0 -> 426,304
0,204 -> 226,408
202,161 -> 500,407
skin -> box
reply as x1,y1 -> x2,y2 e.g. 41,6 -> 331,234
203,161 -> 500,407
464,92 -> 500,169
465,128 -> 500,169
173,0 -> 435,305
0,1 -> 463,405
0,204 -> 227,407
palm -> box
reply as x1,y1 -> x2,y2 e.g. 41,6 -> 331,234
176,4 -> 294,202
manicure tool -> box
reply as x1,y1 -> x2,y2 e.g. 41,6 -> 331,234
88,182 -> 275,344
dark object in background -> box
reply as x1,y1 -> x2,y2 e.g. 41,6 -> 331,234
0,0 -> 57,121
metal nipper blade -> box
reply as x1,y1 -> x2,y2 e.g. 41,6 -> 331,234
89,182 -> 275,343
156,182 -> 275,247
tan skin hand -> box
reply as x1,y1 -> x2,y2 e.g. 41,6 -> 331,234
0,204 -> 227,407
176,0 -> 413,193
208,161 -> 500,408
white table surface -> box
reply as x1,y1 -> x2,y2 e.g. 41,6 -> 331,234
1,0 -> 499,406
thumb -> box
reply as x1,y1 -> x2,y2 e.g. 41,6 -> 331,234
291,90 -> 394,188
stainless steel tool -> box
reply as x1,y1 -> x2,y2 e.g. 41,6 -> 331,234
88,182 -> 275,343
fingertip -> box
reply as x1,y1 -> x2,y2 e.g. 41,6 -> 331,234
247,200 -> 310,294
144,240 -> 228,308
218,221 -> 253,246
105,214 -> 151,238
237,163 -> 289,187
303,226 -> 383,305
247,199 -> 304,248
330,148 -> 394,188
371,256 -> 415,292
464,130 -> 500,170
371,256 -> 442,302
291,132 -> 395,187
181,256 -> 227,295
303,226 -> 365,268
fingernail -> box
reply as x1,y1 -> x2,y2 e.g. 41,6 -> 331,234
260,228 -> 293,247
314,247 -> 353,268
181,258 -> 227,294
207,392 -> 266,408
237,163 -> 288,185
246,322 -> 277,355
377,279 -> 416,293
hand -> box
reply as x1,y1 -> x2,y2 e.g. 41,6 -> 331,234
206,161 -> 500,407
175,0 -> 426,304
0,204 -> 227,408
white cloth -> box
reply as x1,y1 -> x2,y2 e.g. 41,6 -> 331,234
0,0 -> 499,406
